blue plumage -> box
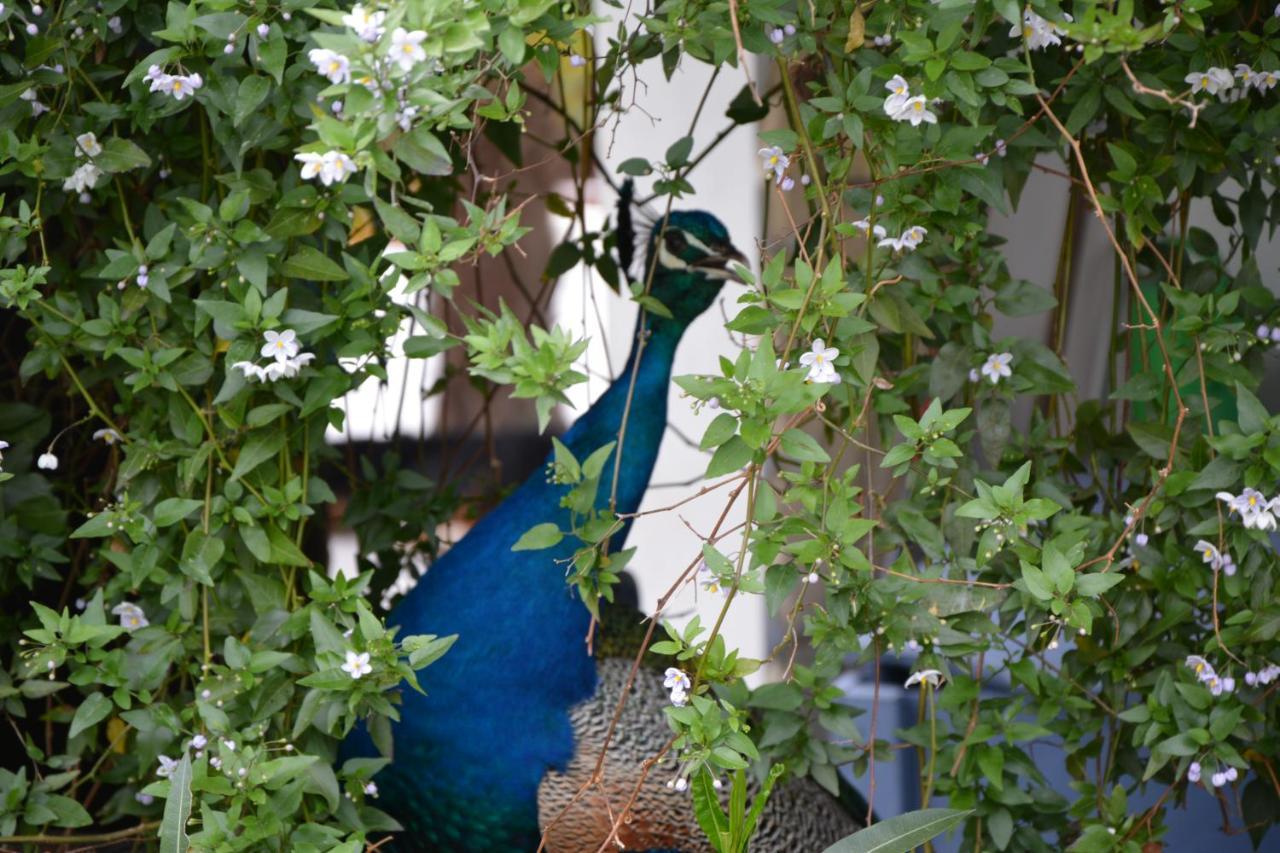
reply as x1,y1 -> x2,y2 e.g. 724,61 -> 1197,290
355,212 -> 746,851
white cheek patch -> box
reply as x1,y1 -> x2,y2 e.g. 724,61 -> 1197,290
656,241 -> 689,270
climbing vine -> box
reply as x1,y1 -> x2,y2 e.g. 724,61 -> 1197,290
0,0 -> 1278,849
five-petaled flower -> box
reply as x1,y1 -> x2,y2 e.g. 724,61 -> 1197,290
92,428 -> 122,444
1012,10 -> 1071,50
342,650 -> 373,679
904,669 -> 944,688
758,146 -> 790,183
980,352 -> 1013,385
343,4 -> 385,41
697,559 -> 724,595
75,131 -> 102,158
156,755 -> 179,778
308,49 -> 352,85
1185,67 -> 1233,97
112,602 -> 149,631
893,95 -> 937,126
663,667 -> 692,706
389,27 -> 428,71
364,781 -> 379,797
852,217 -> 887,240
799,339 -> 841,384
1215,488 -> 1276,530
295,150 -> 358,186
262,329 -> 300,361
37,451 -> 59,470
884,74 -> 911,115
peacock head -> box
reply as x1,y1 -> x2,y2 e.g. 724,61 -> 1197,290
643,210 -> 747,326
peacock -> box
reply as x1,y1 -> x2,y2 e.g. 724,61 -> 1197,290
356,208 -> 867,851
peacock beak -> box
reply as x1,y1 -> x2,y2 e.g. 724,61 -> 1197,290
692,244 -> 749,283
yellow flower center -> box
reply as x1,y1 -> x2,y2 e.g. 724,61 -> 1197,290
913,102 -> 923,111
1248,495 -> 1257,506
1201,75 -> 1209,86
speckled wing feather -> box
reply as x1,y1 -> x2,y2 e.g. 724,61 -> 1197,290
538,657 -> 861,852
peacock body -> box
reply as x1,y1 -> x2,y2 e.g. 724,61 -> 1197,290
359,211 -> 863,851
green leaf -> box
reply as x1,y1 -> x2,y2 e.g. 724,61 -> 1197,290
780,429 -> 831,463
96,138 -> 152,173
394,126 -> 453,176
232,431 -> 284,481
1235,382 -> 1271,434
68,692 -> 113,739
159,753 -> 193,853
153,498 -> 204,528
1075,572 -> 1124,597
706,435 -> 753,478
282,246 -> 349,282
821,808 -> 972,853
512,522 -> 563,551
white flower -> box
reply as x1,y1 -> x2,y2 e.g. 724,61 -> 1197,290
135,791 -> 154,805
968,368 -> 980,382
883,74 -> 911,115
308,49 -> 351,85
891,95 -> 937,126
396,105 -> 419,132
112,602 -> 149,631
295,151 -> 325,182
342,4 -> 385,41
156,755 -> 179,778
222,739 -> 236,751
1215,488 -> 1275,530
674,777 -> 689,792
92,428 -> 121,444
663,667 -> 692,693
191,734 -> 207,750
1193,540 -> 1227,572
1188,761 -> 1201,783
1225,766 -> 1238,782
261,329 -> 299,361
1185,655 -> 1215,680
780,176 -> 795,191
851,218 -> 887,240
389,27 -> 427,71
1235,64 -> 1256,90
799,339 -> 840,384
75,131 -> 102,158
257,23 -> 270,38
1185,67 -> 1233,96
108,16 -> 123,33
669,685 -> 688,706
900,225 -> 927,248
1211,771 -> 1226,787
757,146 -> 789,182
37,451 -> 59,470
904,668 -> 944,688
63,162 -> 102,194
313,150 -> 357,186
341,649 -> 373,679
768,26 -> 784,44
166,73 -> 203,101
568,53 -> 586,67
1255,70 -> 1278,92
210,756 -> 222,769
1012,10 -> 1070,50
232,361 -> 266,382
363,780 -> 379,797
980,352 -> 1013,385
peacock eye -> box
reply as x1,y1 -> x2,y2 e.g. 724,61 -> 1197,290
663,230 -> 687,254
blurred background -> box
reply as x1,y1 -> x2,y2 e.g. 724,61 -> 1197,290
322,33 -> 1280,851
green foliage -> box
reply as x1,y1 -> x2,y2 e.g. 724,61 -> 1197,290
1,0 -> 1279,847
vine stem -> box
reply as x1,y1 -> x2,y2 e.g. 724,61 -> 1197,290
0,821 -> 160,845
1031,90 -> 1187,573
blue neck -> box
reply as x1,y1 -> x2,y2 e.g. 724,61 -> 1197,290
368,312 -> 687,850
